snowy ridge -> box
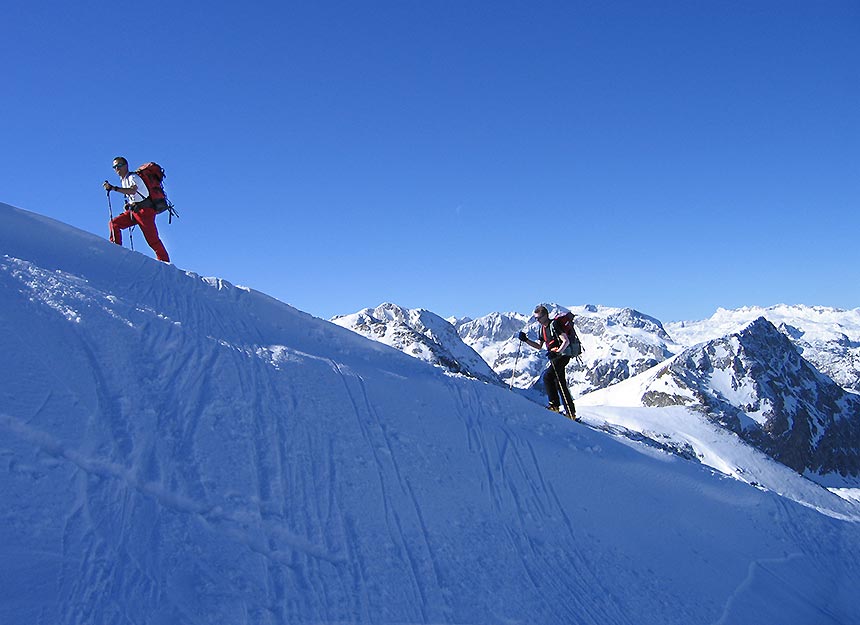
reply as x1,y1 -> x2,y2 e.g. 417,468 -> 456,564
2,202 -> 860,624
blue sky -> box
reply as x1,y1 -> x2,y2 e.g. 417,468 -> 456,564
3,1 -> 857,323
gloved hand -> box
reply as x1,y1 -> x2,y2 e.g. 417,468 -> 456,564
518,331 -> 528,342
103,181 -> 113,191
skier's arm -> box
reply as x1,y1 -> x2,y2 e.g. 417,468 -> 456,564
106,183 -> 139,197
553,331 -> 570,354
104,174 -> 144,198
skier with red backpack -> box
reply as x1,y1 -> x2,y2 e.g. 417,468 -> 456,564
103,157 -> 171,262
518,305 -> 580,420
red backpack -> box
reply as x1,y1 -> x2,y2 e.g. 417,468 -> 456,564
542,311 -> 583,357
135,162 -> 178,222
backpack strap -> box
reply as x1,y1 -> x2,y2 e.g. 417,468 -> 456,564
126,173 -> 148,204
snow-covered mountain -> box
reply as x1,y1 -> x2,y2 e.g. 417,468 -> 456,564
331,302 -> 499,384
667,304 -> 860,394
588,317 -> 860,486
450,310 -> 532,387
5,201 -> 860,624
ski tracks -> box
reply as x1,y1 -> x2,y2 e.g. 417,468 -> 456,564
445,381 -> 632,624
0,412 -> 344,621
330,360 -> 455,624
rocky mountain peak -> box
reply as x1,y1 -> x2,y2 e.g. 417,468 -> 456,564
644,317 -> 860,479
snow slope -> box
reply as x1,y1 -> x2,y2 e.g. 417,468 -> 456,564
2,202 -> 860,625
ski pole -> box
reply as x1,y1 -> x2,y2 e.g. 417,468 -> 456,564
105,186 -> 119,244
106,188 -> 114,221
106,186 -> 114,232
125,203 -> 135,251
509,339 -> 522,390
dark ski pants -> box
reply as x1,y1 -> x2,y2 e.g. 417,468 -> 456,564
110,206 -> 170,262
544,355 -> 575,414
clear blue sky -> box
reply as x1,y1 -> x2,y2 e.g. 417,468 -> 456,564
3,1 -> 857,323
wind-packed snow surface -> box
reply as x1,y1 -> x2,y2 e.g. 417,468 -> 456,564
2,202 -> 860,625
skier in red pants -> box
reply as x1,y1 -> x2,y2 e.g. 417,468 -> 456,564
104,157 -> 170,262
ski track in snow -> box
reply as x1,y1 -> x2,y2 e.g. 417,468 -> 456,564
442,381 -> 632,625
330,361 -> 458,624
0,413 -> 342,564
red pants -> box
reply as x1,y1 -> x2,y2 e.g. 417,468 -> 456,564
109,207 -> 170,262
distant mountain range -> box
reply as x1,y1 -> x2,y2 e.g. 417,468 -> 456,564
334,303 -> 860,486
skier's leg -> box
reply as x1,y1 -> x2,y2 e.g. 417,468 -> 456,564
543,366 -> 561,409
555,357 -> 576,418
109,210 -> 135,246
133,207 -> 170,262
